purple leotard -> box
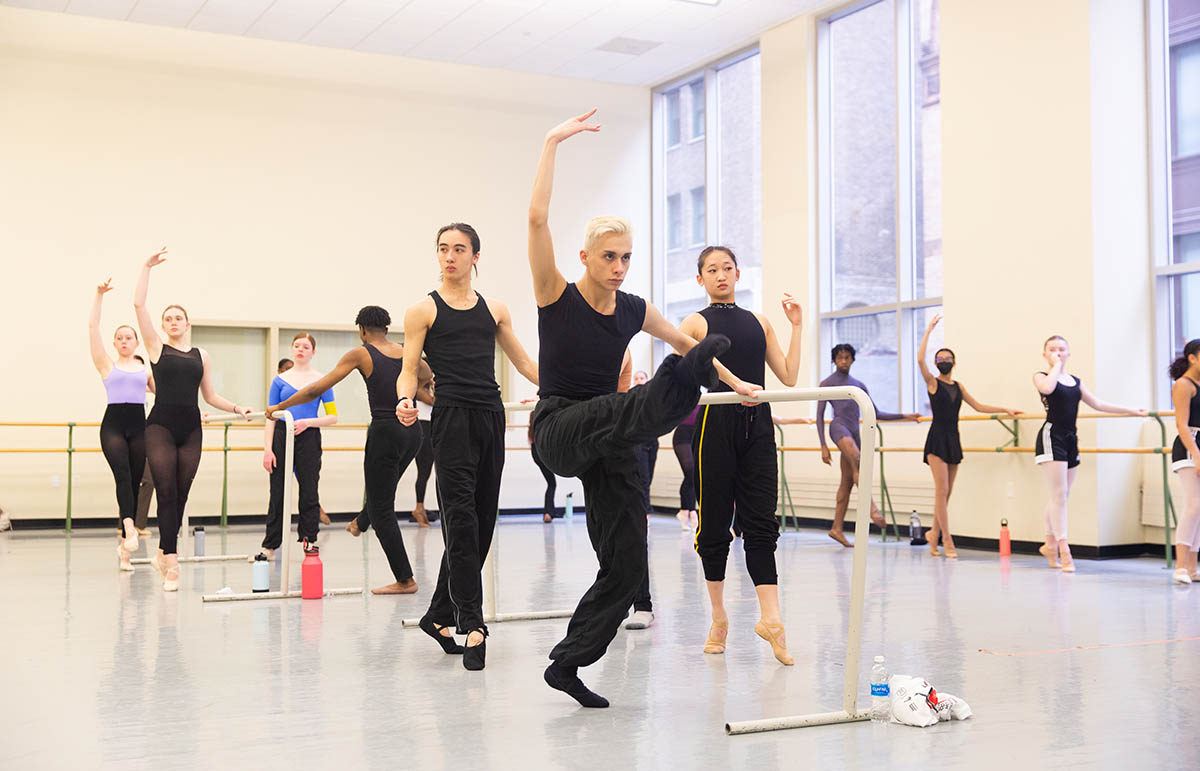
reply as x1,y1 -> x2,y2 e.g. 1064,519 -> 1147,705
816,370 -> 903,449
103,366 -> 148,405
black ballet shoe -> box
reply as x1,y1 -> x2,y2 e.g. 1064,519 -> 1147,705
679,334 -> 731,390
463,630 -> 487,671
544,662 -> 609,708
419,617 -> 464,655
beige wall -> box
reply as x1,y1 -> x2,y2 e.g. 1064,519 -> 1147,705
0,7 -> 650,521
655,0 -> 1163,549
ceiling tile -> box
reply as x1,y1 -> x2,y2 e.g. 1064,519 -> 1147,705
2,0 -> 70,10
126,0 -> 206,27
63,0 -> 136,19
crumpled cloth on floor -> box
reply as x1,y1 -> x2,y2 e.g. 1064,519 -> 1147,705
888,674 -> 973,727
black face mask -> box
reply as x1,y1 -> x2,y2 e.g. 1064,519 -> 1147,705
936,361 -> 954,375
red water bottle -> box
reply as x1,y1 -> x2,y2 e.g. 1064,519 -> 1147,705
301,542 -> 323,599
999,519 -> 1011,556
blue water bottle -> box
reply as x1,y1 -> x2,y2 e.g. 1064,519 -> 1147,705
252,553 -> 270,593
565,492 -> 574,522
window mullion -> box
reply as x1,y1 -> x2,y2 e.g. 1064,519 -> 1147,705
705,67 -> 719,247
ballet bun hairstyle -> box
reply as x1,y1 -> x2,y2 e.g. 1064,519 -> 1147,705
355,305 -> 391,332
1043,334 -> 1068,349
114,324 -> 138,341
292,332 -> 316,351
831,343 -> 856,362
1169,339 -> 1200,381
935,347 -> 955,361
697,245 -> 738,273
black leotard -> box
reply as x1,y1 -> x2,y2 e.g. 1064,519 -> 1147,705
923,379 -> 963,465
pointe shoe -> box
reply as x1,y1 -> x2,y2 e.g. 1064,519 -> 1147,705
943,542 -> 958,559
703,620 -> 728,654
1038,544 -> 1061,569
346,518 -> 362,537
123,530 -> 139,553
677,511 -> 690,531
828,530 -> 852,548
1058,544 -> 1075,573
754,620 -> 794,666
163,565 -> 179,592
1173,568 -> 1192,585
151,553 -> 166,577
117,545 -> 134,572
928,539 -> 942,557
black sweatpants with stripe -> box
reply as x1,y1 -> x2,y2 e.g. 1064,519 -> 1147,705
534,354 -> 701,668
422,406 -> 505,635
693,402 -> 779,585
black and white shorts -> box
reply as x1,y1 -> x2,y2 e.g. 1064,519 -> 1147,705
1034,422 -> 1080,469
1172,429 -> 1199,472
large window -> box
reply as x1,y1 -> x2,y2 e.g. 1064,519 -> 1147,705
653,49 -> 763,355
817,0 -> 942,412
1153,0 -> 1200,404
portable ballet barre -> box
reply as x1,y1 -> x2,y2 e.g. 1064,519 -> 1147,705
195,410 -> 362,602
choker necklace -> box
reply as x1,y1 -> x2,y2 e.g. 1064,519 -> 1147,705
710,302 -> 737,309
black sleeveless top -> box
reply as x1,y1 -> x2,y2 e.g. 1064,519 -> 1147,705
151,344 -> 203,408
1182,377 -> 1200,428
1038,373 -> 1081,430
363,344 -> 404,420
538,283 -> 646,400
929,379 -> 962,427
423,291 -> 503,411
698,304 -> 764,393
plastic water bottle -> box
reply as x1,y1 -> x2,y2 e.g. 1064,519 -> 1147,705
870,655 -> 891,723
565,492 -> 574,522
193,526 -> 205,557
909,511 -> 925,545
252,553 -> 270,593
301,542 -> 323,600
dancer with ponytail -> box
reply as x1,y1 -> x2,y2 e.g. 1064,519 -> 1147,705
1169,340 -> 1200,584
1033,335 -> 1145,572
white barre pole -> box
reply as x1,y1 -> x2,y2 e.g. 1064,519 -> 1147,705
202,410 -> 297,600
724,385 -> 876,735
202,587 -> 363,602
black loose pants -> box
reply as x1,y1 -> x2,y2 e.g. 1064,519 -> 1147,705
363,418 -> 421,582
693,403 -> 780,585
263,421 -> 323,549
423,406 -> 505,635
535,355 -> 700,668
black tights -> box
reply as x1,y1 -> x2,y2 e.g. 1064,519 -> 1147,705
145,406 -> 203,555
673,441 -> 696,511
100,404 -> 146,537
414,419 -> 434,505
530,442 -> 558,518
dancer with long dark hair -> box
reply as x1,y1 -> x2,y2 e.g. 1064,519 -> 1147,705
1169,339 -> 1200,584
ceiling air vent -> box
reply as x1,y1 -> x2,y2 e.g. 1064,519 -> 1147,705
596,37 -> 662,56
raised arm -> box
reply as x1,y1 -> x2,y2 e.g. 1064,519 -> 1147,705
268,348 -> 364,419
1033,353 -> 1066,395
89,279 -> 115,377
198,349 -> 251,418
133,248 -> 168,361
395,301 -> 434,425
960,384 -> 1019,417
916,313 -> 940,390
761,294 -> 803,387
644,303 -> 759,397
1079,381 -> 1146,416
528,110 -> 600,306
492,299 -> 539,387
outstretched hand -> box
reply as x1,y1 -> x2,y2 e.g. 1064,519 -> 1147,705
926,313 -> 942,331
781,293 -> 804,326
545,109 -> 601,144
1131,408 -> 1148,417
97,278 -> 114,294
146,247 -> 168,268
1003,408 -> 1021,418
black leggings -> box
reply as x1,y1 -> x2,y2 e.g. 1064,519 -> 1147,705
145,405 -> 203,555
100,404 -> 146,537
263,422 -> 322,549
363,418 -> 421,582
673,424 -> 696,510
530,441 -> 558,518
414,419 -> 434,504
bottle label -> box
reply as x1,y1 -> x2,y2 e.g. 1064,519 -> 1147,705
871,683 -> 890,697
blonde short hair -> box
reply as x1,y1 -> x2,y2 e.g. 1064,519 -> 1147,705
584,216 -> 632,251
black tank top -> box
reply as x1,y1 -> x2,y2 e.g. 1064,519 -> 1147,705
698,304 -> 764,393
151,345 -> 203,407
1039,373 -> 1081,429
1182,377 -> 1200,428
538,283 -> 646,400
424,291 -> 503,411
929,379 -> 962,426
363,343 -> 404,420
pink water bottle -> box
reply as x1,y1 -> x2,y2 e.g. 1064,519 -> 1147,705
301,542 -> 323,599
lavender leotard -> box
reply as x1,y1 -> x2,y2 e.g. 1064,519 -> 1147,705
103,366 -> 149,404
816,370 -> 903,449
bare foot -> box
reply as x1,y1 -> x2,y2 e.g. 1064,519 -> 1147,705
319,506 -> 331,525
372,579 -> 418,595
828,529 -> 852,547
413,504 -> 431,528
346,518 -> 362,537
543,513 -> 552,523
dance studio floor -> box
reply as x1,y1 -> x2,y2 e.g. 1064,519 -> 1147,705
2,516 -> 1196,769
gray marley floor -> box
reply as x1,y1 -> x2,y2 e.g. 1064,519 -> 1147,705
2,516 -> 1198,770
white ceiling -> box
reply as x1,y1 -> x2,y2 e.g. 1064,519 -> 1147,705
1,0 -> 824,85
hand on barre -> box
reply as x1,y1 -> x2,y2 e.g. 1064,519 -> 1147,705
773,416 -> 815,426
